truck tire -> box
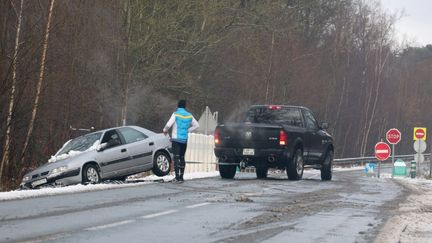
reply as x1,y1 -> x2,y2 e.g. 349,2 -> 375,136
287,149 -> 304,180
321,150 -> 333,181
219,165 -> 236,179
256,165 -> 268,179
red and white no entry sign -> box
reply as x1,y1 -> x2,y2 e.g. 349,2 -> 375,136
386,128 -> 401,145
413,127 -> 426,141
375,142 -> 391,161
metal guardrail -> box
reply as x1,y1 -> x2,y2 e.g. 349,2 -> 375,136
333,153 -> 431,166
187,154 -> 431,166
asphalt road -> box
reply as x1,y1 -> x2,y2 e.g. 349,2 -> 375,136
0,168 -> 407,243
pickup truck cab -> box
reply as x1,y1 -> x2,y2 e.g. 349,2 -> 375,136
214,105 -> 334,180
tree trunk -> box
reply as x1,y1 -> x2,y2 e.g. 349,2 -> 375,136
121,0 -> 131,126
362,47 -> 390,156
19,0 -> 56,165
264,31 -> 275,103
0,0 -> 24,188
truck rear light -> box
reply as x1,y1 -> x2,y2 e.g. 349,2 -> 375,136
214,128 -> 220,144
268,105 -> 281,110
279,130 -> 287,146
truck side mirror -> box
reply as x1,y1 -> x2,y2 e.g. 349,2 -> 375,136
320,122 -> 329,130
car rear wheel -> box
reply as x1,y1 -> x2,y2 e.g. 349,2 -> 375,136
256,164 -> 268,179
287,149 -> 304,180
82,164 -> 101,184
219,164 -> 237,179
321,150 -> 333,181
152,151 -> 171,176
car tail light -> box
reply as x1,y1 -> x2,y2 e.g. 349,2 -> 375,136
279,130 -> 287,146
214,128 -> 220,144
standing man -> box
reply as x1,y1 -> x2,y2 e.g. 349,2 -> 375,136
163,100 -> 199,183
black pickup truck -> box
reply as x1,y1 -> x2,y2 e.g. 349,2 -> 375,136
214,105 -> 334,180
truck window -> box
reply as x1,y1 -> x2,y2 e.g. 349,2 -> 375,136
245,107 -> 303,127
303,110 -> 318,130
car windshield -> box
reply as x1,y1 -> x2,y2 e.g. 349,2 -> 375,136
56,132 -> 102,155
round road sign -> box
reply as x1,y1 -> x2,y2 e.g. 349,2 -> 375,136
386,128 -> 401,144
375,142 -> 391,161
414,128 -> 426,140
414,139 -> 427,153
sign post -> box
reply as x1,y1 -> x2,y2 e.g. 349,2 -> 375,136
375,142 -> 391,178
414,139 -> 427,176
386,128 -> 401,178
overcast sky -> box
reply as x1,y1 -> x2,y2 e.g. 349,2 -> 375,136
378,0 -> 432,46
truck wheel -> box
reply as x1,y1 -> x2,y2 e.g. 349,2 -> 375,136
219,164 -> 236,179
287,149 -> 304,180
256,165 -> 268,179
321,150 -> 333,181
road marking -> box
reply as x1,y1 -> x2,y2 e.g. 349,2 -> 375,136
185,202 -> 211,209
141,209 -> 178,219
86,220 -> 135,231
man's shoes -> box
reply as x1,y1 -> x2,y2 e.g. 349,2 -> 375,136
172,178 -> 183,184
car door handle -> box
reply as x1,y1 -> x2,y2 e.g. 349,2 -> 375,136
121,148 -> 127,152
149,142 -> 154,146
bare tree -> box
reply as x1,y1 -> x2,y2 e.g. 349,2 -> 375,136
0,0 -> 24,188
19,0 -> 56,165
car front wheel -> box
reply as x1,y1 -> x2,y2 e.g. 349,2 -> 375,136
152,151 -> 171,176
82,164 -> 101,184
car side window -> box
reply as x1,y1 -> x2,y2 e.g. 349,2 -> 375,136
303,110 -> 318,130
119,127 -> 148,144
101,130 -> 123,148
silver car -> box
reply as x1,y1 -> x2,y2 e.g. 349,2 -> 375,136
20,126 -> 172,189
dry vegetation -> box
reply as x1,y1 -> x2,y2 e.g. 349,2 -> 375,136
1,0 -> 432,190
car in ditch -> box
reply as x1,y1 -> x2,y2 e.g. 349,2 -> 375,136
214,105 -> 334,180
20,126 -> 172,189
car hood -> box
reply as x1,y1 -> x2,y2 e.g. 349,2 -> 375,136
24,151 -> 94,178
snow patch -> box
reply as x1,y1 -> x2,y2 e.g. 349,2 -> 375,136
374,176 -> 432,243
48,140 -> 99,163
0,171 -> 219,201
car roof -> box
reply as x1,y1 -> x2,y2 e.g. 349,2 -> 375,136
81,125 -> 143,136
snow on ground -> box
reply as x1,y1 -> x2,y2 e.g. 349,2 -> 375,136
374,176 -> 432,243
0,171 -> 219,202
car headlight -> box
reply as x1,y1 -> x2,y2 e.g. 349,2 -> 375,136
50,165 -> 68,175
22,176 -> 31,182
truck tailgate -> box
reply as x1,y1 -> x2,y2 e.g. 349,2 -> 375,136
217,122 -> 281,149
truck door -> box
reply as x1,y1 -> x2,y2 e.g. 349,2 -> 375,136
302,109 -> 323,163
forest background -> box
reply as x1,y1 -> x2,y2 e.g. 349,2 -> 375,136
2,0 -> 432,190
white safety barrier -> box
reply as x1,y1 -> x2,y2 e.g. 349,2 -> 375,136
184,133 -> 217,173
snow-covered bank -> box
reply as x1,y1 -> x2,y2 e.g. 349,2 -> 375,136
0,171 -> 219,201
374,176 -> 432,243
